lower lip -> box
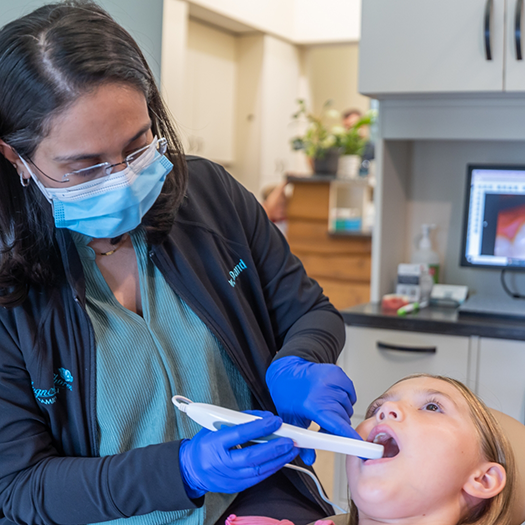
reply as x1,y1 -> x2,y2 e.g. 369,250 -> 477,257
363,455 -> 398,465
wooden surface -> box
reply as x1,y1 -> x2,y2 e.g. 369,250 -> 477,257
287,182 -> 331,221
287,179 -> 372,310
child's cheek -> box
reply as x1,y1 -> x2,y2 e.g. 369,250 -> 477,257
346,452 -> 361,481
355,420 -> 371,440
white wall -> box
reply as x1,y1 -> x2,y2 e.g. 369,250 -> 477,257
231,35 -> 264,193
306,43 -> 370,115
232,34 -> 304,196
186,0 -> 360,43
160,0 -> 188,125
186,0 -> 295,41
259,36 -> 302,192
293,0 -> 361,43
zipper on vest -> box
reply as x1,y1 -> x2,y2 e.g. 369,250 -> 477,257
148,248 -> 270,409
72,291 -> 100,456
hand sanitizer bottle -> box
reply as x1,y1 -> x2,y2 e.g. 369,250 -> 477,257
411,224 -> 440,283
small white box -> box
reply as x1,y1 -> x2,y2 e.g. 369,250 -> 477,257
396,263 -> 433,303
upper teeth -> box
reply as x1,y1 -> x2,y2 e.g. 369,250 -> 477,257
373,432 -> 388,444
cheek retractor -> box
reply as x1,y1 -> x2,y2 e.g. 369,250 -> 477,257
172,395 -> 384,459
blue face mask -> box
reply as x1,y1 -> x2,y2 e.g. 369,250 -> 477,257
22,144 -> 173,239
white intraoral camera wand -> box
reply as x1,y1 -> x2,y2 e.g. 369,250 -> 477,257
172,395 -> 384,459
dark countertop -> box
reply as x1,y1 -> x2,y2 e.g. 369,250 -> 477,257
341,302 -> 525,341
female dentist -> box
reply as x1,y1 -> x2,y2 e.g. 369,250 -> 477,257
0,2 -> 359,525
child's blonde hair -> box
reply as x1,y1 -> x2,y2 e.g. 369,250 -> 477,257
348,374 -> 516,525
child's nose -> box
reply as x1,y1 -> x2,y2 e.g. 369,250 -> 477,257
376,401 -> 403,421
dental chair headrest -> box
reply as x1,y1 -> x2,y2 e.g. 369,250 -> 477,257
490,409 -> 525,525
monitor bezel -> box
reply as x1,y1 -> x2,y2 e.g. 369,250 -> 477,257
460,163 -> 525,271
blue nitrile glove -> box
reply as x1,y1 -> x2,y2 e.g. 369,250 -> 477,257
266,356 -> 361,465
179,410 -> 299,499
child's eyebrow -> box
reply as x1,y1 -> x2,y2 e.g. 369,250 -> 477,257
421,388 -> 460,409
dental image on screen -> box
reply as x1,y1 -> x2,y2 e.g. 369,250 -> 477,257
493,198 -> 525,259
463,167 -> 525,268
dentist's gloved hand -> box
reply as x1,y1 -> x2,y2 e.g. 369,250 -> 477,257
266,356 -> 361,465
179,411 -> 299,499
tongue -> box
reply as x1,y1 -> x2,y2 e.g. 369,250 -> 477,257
382,437 -> 400,458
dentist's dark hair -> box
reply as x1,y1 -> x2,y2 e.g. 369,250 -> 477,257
0,0 -> 187,308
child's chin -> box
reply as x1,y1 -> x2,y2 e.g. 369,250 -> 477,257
352,492 -> 406,520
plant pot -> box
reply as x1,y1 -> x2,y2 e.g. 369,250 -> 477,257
313,149 -> 340,175
337,154 -> 361,179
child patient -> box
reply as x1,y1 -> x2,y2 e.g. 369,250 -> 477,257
226,374 -> 515,525
346,374 -> 515,525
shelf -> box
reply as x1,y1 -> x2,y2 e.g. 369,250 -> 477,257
328,231 -> 372,238
286,173 -> 372,185
286,174 -> 336,183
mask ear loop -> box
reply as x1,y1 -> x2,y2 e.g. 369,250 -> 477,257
19,157 -> 54,205
12,162 -> 29,187
19,172 -> 30,187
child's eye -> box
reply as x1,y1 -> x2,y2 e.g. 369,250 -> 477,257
366,400 -> 383,418
422,400 -> 443,412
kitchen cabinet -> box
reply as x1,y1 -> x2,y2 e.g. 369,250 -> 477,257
359,0 -> 525,95
344,1 -> 525,514
505,0 -> 525,90
477,337 -> 525,422
342,326 -> 470,418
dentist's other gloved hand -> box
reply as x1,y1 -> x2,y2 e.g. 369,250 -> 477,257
266,356 -> 361,465
179,411 -> 299,499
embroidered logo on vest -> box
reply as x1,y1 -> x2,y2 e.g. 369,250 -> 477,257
228,259 -> 247,287
32,368 -> 74,405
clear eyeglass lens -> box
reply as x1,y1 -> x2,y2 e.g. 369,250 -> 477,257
65,165 -> 109,184
62,137 -> 167,186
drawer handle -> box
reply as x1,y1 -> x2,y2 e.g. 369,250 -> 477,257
516,0 -> 524,60
484,0 -> 493,60
377,341 -> 437,353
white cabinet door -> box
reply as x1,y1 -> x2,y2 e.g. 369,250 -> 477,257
341,326 -> 470,418
359,0 -> 506,95
505,0 -> 525,90
183,19 -> 236,164
477,337 -> 525,422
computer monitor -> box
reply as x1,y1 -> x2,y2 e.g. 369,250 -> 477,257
461,164 -> 525,270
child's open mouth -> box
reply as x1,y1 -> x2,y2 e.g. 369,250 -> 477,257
368,431 -> 400,458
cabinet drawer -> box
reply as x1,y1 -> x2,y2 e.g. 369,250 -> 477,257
478,338 -> 525,423
340,326 -> 470,418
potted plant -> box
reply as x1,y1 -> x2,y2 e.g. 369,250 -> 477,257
290,99 -> 343,175
338,112 -> 374,179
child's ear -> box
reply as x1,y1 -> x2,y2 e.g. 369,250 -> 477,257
463,462 -> 506,500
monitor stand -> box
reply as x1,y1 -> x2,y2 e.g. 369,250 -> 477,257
458,294 -> 525,319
